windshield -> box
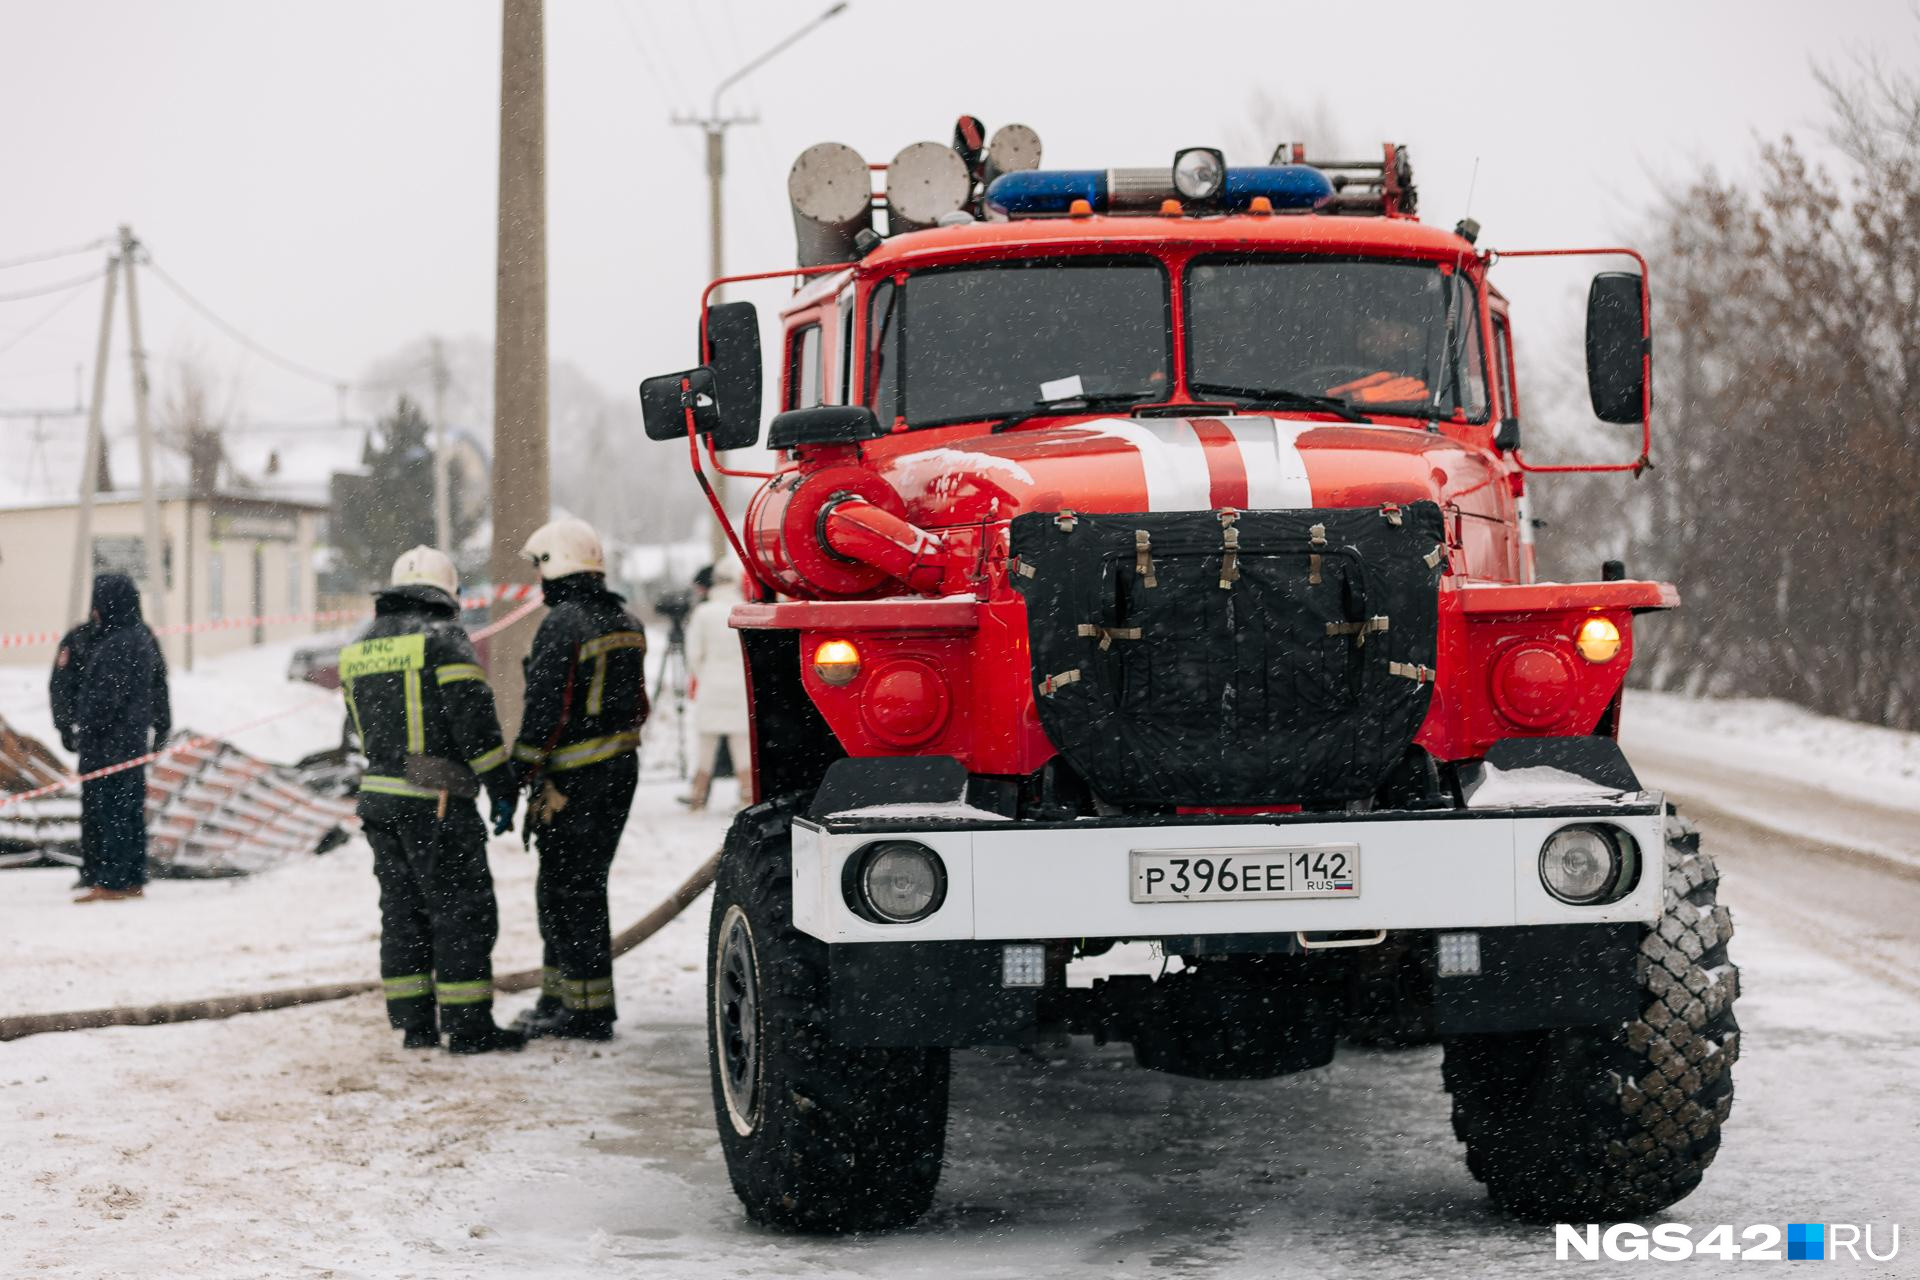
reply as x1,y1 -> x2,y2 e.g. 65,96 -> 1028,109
867,260 -> 1170,428
1184,257 -> 1489,420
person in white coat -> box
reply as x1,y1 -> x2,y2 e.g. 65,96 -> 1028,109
681,558 -> 750,811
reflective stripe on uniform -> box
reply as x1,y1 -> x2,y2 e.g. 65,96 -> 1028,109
512,742 -> 548,766
360,774 -> 440,800
342,679 -> 367,749
436,662 -> 486,685
383,973 -> 432,1001
579,632 -> 648,660
468,743 -> 509,774
559,975 -> 614,1011
580,631 -> 647,718
435,979 -> 493,1006
545,731 -> 640,773
403,669 -> 425,755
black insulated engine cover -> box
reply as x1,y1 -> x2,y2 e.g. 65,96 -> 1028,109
1009,503 -> 1445,808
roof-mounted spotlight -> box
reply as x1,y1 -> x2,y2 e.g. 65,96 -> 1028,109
1172,147 -> 1227,204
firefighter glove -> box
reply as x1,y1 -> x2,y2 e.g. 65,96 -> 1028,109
490,791 -> 518,836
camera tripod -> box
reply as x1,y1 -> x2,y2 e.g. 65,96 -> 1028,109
649,612 -> 690,779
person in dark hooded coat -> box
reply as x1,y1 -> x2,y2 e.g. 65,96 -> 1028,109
72,573 -> 170,902
49,617 -> 98,888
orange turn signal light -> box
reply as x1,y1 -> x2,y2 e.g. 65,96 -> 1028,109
1575,616 -> 1622,664
1068,198 -> 1093,217
1159,198 -> 1184,215
813,638 -> 862,686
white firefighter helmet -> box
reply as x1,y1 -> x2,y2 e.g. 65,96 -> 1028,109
389,545 -> 459,601
522,517 -> 606,580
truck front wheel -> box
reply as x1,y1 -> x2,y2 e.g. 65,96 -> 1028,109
1442,808 -> 1739,1220
707,795 -> 950,1233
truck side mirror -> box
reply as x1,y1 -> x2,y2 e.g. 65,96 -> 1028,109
640,366 -> 722,441
703,300 -> 763,450
1586,272 -> 1647,425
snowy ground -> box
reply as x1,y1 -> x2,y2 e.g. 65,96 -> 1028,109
3,658 -> 1919,1277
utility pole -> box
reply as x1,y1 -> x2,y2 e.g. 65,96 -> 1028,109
120,226 -> 169,640
674,2 -> 848,562
488,0 -> 549,734
431,336 -> 452,554
69,255 -> 119,627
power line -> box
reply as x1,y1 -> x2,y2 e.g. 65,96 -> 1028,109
139,254 -> 349,394
0,270 -> 104,359
0,267 -> 109,304
678,0 -> 724,81
603,0 -> 684,112
0,237 -> 111,272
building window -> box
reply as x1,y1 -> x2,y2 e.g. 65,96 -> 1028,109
208,550 -> 224,620
287,545 -> 301,611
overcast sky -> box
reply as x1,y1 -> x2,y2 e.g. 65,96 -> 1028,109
2,0 -> 1912,444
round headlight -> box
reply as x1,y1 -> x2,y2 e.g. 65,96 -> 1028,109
1172,147 -> 1226,201
1539,825 -> 1634,904
853,840 -> 947,923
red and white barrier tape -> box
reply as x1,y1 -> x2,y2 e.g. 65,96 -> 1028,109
0,583 -> 541,650
0,594 -> 545,810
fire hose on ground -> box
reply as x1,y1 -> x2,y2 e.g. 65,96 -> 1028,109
0,850 -> 720,1043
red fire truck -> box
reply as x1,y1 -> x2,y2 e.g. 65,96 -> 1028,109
639,125 -> 1738,1234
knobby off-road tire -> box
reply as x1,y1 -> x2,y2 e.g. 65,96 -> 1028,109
707,795 -> 950,1233
1442,807 -> 1739,1221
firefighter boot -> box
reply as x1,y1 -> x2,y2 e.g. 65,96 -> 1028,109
523,1007 -> 616,1042
402,1026 -> 439,1050
510,994 -> 564,1036
677,772 -> 713,811
447,1023 -> 528,1055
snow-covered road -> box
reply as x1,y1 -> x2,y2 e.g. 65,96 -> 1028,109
4,677 -> 1919,1278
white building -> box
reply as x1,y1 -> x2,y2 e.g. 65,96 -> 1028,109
0,415 -> 354,668
0,490 -> 325,666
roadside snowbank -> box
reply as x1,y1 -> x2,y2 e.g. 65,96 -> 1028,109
1623,689 -> 1920,814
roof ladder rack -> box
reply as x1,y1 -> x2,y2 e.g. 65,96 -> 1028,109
1270,142 -> 1418,217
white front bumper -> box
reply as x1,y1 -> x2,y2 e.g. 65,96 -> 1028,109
790,800 -> 1667,944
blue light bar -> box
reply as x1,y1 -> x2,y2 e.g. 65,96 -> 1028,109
987,164 -> 1334,218
984,169 -> 1108,217
1220,165 -> 1335,211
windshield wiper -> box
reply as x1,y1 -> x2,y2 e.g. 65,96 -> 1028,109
1187,381 -> 1372,424
988,390 -> 1158,433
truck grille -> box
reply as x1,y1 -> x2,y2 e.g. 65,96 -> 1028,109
1009,503 -> 1445,807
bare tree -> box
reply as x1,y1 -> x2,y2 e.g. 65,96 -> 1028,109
160,358 -> 242,498
1226,89 -> 1354,165
1534,39 -> 1920,728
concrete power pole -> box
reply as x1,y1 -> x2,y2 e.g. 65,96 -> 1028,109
120,227 -> 169,641
68,255 -> 119,627
488,0 -> 549,734
431,336 -> 452,555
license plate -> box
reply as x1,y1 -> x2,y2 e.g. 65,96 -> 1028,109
1129,845 -> 1360,903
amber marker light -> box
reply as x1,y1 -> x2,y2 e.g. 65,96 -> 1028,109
813,639 -> 862,686
1575,616 -> 1623,663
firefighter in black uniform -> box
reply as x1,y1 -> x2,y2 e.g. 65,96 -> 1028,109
510,518 -> 648,1041
342,547 -> 524,1054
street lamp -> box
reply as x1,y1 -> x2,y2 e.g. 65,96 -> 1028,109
674,2 -> 850,300
673,2 -> 849,560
